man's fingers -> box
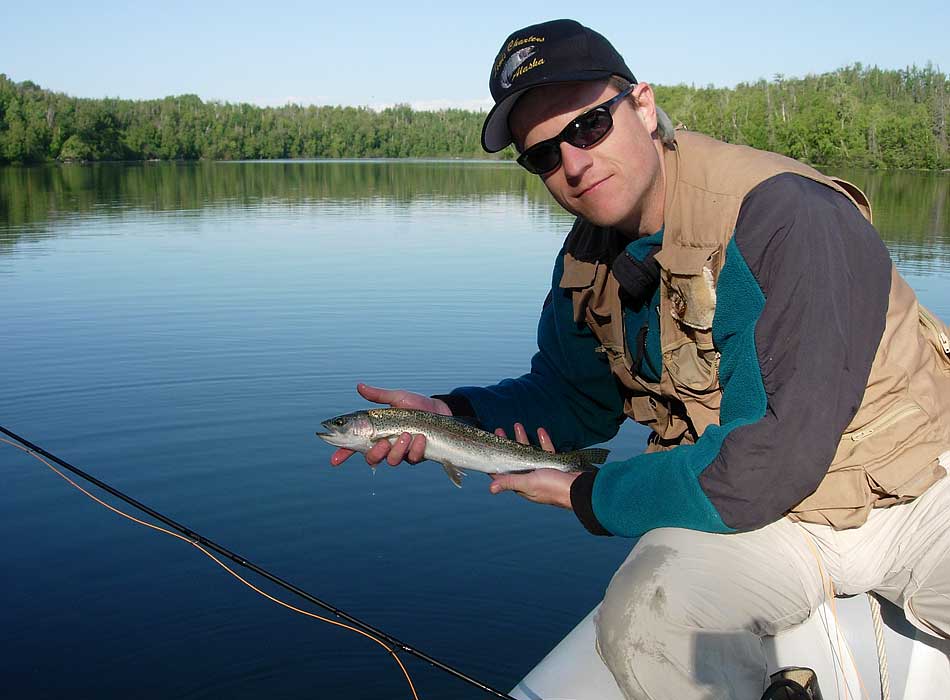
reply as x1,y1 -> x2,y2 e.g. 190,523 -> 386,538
365,439 -> 392,466
387,433 -> 412,466
489,472 -> 531,496
407,435 -> 427,463
490,474 -> 512,495
537,427 -> 555,453
358,382 -> 413,408
489,469 -> 576,508
330,448 -> 355,466
357,382 -> 429,411
491,472 -> 532,495
357,382 -> 397,405
495,424 -> 555,453
384,433 -> 427,465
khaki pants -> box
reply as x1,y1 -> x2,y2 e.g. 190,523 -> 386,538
595,452 -> 950,700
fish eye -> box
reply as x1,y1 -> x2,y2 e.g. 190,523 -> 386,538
332,418 -> 345,426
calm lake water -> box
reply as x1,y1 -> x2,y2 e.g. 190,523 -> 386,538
2,161 -> 949,699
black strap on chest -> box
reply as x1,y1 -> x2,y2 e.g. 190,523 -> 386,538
613,248 -> 660,311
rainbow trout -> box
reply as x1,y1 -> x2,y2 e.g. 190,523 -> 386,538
316,408 -> 609,487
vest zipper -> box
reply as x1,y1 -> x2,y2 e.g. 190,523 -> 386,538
847,403 -> 922,442
919,307 -> 950,357
632,325 -> 649,378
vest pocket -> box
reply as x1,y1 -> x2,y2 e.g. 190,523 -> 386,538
845,402 -> 924,443
655,245 -> 720,331
794,398 -> 946,527
594,340 -> 628,375
664,341 -> 721,394
788,468 -> 874,528
841,399 -> 940,496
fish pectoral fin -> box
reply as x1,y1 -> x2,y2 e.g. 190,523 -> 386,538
441,462 -> 466,488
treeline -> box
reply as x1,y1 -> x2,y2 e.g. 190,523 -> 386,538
655,64 -> 949,170
0,78 -> 487,163
1,64 -> 948,169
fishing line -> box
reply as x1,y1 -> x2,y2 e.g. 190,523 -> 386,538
800,529 -> 871,700
0,435 -> 419,700
0,425 -> 519,700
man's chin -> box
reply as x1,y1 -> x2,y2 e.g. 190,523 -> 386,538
556,195 -> 636,232
581,209 -> 636,232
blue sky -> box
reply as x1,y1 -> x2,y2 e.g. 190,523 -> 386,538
2,0 -> 947,110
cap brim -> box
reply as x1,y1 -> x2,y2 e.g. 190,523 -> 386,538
481,91 -> 527,153
480,70 -> 620,153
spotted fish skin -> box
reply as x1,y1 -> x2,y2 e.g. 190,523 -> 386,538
316,408 -> 609,487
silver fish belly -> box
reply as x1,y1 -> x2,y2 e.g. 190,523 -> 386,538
316,408 -> 609,488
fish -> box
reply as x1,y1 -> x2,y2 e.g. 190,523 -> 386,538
316,408 -> 609,487
499,46 -> 536,89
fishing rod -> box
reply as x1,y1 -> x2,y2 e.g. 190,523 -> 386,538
0,424 -> 520,700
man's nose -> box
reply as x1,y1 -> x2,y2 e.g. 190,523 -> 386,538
560,142 -> 593,180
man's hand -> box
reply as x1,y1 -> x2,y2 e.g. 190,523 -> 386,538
488,423 -> 579,510
329,383 -> 452,468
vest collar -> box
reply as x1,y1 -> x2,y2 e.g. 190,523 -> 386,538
661,137 -> 680,230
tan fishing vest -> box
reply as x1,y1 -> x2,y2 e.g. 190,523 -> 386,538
561,130 -> 950,528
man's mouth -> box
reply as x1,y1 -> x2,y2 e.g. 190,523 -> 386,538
578,175 -> 612,197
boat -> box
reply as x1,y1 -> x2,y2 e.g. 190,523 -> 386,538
511,594 -> 950,699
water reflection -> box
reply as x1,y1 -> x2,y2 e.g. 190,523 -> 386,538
3,161 -> 948,273
835,167 -> 950,274
0,160 -> 551,229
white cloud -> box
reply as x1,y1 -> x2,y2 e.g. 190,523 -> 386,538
256,95 -> 334,107
251,95 -> 493,112
404,97 -> 493,112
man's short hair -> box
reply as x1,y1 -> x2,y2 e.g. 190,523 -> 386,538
607,75 -> 676,147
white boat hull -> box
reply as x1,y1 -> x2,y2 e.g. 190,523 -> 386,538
512,596 -> 950,700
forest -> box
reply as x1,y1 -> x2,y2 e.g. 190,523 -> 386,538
1,64 -> 947,170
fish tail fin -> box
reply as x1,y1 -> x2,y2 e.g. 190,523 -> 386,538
564,447 -> 610,470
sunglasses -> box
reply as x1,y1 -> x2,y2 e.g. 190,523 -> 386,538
516,83 -> 638,175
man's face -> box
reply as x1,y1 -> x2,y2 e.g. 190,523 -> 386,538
509,80 -> 663,235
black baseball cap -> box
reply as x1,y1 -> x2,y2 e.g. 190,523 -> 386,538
481,19 -> 636,153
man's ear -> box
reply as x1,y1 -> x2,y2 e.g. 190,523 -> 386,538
631,82 -> 658,135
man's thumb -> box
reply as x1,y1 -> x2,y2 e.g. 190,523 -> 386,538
489,476 -> 508,495
357,383 -> 388,403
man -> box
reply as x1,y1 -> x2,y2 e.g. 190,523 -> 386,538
331,19 -> 950,700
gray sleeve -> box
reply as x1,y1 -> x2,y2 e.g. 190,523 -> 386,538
697,173 -> 893,530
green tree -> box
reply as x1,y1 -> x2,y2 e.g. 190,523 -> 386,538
1,67 -> 948,169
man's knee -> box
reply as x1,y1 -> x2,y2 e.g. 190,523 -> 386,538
593,527 -> 813,699
595,540 -> 689,672
906,555 -> 950,639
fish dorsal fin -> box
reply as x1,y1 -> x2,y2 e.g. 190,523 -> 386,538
564,447 -> 611,469
442,462 -> 466,488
